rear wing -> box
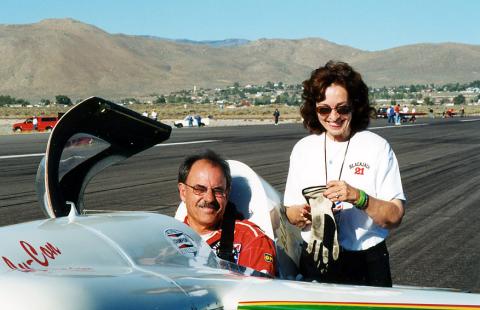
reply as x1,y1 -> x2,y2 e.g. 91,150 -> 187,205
36,97 -> 172,218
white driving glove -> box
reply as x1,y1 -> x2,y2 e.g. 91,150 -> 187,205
302,186 -> 339,273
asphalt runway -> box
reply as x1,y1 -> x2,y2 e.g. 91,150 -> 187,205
1,116 -> 479,292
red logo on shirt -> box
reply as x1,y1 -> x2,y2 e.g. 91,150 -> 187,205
349,162 -> 370,175
354,167 -> 365,175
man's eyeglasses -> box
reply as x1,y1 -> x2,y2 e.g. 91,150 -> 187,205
316,105 -> 352,115
183,183 -> 227,198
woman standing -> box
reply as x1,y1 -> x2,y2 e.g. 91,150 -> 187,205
284,61 -> 405,287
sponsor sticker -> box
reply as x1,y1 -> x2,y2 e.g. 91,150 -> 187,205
2,241 -> 62,272
332,201 -> 344,212
165,229 -> 198,258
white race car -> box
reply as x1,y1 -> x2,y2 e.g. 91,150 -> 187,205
174,115 -> 210,128
0,97 -> 478,310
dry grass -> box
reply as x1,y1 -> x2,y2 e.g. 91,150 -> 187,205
0,104 -> 303,120
1,103 -> 479,120
0,106 -> 67,119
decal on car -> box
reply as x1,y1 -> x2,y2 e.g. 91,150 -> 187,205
164,229 -> 198,258
2,241 -> 61,272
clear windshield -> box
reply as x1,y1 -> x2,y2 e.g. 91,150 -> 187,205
58,133 -> 110,181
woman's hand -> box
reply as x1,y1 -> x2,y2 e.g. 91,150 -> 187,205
324,180 -> 359,204
285,204 -> 311,228
325,180 -> 405,228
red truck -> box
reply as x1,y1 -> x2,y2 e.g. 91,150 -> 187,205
12,114 -> 63,132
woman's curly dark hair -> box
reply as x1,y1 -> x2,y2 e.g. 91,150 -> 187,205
301,60 -> 375,135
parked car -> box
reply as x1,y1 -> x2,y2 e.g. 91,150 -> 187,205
376,107 -> 388,118
12,113 -> 63,132
174,115 -> 209,128
444,108 -> 457,117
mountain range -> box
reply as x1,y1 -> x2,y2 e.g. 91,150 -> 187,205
1,18 -> 480,101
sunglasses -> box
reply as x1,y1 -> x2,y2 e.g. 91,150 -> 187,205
183,183 -> 227,198
316,105 -> 352,115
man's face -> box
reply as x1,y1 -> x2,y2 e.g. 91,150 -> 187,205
178,159 -> 229,234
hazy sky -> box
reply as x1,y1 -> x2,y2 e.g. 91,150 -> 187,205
2,0 -> 479,51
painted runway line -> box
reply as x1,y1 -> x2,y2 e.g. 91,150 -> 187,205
0,140 -> 220,160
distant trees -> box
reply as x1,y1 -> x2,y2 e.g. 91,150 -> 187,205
120,98 -> 140,104
443,83 -> 461,92
0,95 -> 30,107
0,95 -> 15,106
423,96 -> 434,105
275,93 -> 301,105
453,94 -> 466,105
219,87 -> 245,97
393,93 -> 405,100
467,80 -> 480,88
55,95 -> 72,106
40,98 -> 51,105
254,95 -> 272,105
275,94 -> 288,104
3,78 -> 480,110
155,95 -> 166,104
167,95 -> 192,104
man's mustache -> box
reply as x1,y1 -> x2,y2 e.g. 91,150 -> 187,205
197,200 -> 220,210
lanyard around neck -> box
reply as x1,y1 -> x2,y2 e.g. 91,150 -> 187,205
324,133 -> 350,184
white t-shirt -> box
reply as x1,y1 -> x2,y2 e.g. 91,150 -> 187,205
284,131 -> 405,251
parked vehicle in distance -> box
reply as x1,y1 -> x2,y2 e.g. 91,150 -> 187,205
174,115 -> 209,128
376,107 -> 388,118
12,113 -> 64,132
445,108 -> 457,117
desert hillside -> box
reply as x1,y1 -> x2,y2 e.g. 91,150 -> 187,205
1,19 -> 480,101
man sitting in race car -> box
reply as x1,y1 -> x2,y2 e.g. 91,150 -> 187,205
177,149 -> 277,276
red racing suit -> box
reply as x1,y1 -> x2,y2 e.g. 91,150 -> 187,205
185,217 -> 276,276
